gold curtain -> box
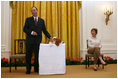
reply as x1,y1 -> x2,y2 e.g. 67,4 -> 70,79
11,1 -> 81,59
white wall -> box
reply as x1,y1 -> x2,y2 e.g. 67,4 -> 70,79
1,1 -> 12,59
80,1 -> 117,59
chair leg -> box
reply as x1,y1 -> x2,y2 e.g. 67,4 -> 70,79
9,58 -> 11,72
15,59 -> 17,70
88,57 -> 89,67
85,56 -> 87,68
102,56 -> 104,69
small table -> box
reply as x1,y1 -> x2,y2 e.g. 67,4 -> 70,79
39,44 -> 66,75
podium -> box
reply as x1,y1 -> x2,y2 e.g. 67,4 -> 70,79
39,44 -> 66,75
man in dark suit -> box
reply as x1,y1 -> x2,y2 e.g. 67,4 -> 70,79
23,7 -> 53,74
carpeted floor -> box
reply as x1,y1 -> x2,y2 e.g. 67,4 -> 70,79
1,64 -> 117,78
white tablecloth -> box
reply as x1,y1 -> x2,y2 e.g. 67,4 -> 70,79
39,44 -> 66,75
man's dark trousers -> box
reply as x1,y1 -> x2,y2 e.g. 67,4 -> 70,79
25,38 -> 40,72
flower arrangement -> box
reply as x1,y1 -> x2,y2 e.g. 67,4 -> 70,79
66,57 -> 83,65
104,56 -> 117,64
1,57 -> 35,67
1,56 -> 117,67
1,57 -> 10,67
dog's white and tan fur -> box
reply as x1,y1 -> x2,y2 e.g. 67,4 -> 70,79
49,37 -> 63,46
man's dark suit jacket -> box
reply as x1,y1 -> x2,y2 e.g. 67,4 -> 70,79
23,16 -> 51,44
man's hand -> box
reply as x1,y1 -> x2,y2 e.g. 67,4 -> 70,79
33,31 -> 38,36
50,37 -> 53,42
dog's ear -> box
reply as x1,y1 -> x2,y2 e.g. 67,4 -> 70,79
55,38 -> 62,46
58,39 -> 62,43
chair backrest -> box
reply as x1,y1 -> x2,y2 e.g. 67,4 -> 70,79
87,40 -> 88,49
14,39 -> 26,54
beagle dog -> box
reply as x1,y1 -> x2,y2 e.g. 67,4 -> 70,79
49,37 -> 64,46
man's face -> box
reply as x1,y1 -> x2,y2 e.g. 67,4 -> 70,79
31,7 -> 38,16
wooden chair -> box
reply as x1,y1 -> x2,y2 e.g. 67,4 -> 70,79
9,39 -> 26,72
85,40 -> 104,69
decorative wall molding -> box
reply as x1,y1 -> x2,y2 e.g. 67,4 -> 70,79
1,45 -> 6,52
1,50 -> 11,59
1,44 -> 11,59
1,1 -> 11,59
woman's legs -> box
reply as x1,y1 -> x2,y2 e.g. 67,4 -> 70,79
88,47 -> 107,70
94,47 -> 100,63
88,48 -> 97,70
93,47 -> 102,70
99,56 -> 106,64
94,47 -> 106,65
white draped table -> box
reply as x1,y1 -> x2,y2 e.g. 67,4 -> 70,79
39,44 -> 66,75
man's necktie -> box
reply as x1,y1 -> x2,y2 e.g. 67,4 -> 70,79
35,18 -> 38,26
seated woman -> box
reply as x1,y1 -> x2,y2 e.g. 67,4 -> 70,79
87,28 -> 107,71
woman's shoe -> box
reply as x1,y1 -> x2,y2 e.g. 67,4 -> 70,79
93,67 -> 97,71
94,68 -> 97,71
102,62 -> 107,66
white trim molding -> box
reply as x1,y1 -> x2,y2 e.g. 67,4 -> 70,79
1,1 -> 12,59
